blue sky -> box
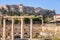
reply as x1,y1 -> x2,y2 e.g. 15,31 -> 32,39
0,0 -> 60,14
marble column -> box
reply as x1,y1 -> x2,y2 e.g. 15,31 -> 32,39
41,18 -> 43,25
21,18 -> 23,39
0,18 -> 1,26
30,18 -> 32,40
54,15 -> 56,27
54,15 -> 56,22
3,18 -> 6,40
11,18 -> 14,40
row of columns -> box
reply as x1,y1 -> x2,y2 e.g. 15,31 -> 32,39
2,17 -> 34,40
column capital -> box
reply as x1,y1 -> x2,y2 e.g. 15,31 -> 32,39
29,17 -> 33,19
12,17 -> 14,19
21,17 -> 24,19
3,17 -> 6,20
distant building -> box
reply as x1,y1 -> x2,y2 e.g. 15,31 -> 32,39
56,14 -> 60,22
19,4 -> 24,12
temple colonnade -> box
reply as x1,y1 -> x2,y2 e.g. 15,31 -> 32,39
2,16 -> 43,40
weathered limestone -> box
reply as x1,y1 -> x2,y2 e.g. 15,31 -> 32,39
21,18 -> 23,39
11,18 -> 14,40
0,19 -> 1,26
30,18 -> 33,40
54,15 -> 56,22
42,18 -> 43,25
3,18 -> 6,40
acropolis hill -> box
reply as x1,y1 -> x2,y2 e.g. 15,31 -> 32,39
0,4 -> 55,16
0,4 -> 60,40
